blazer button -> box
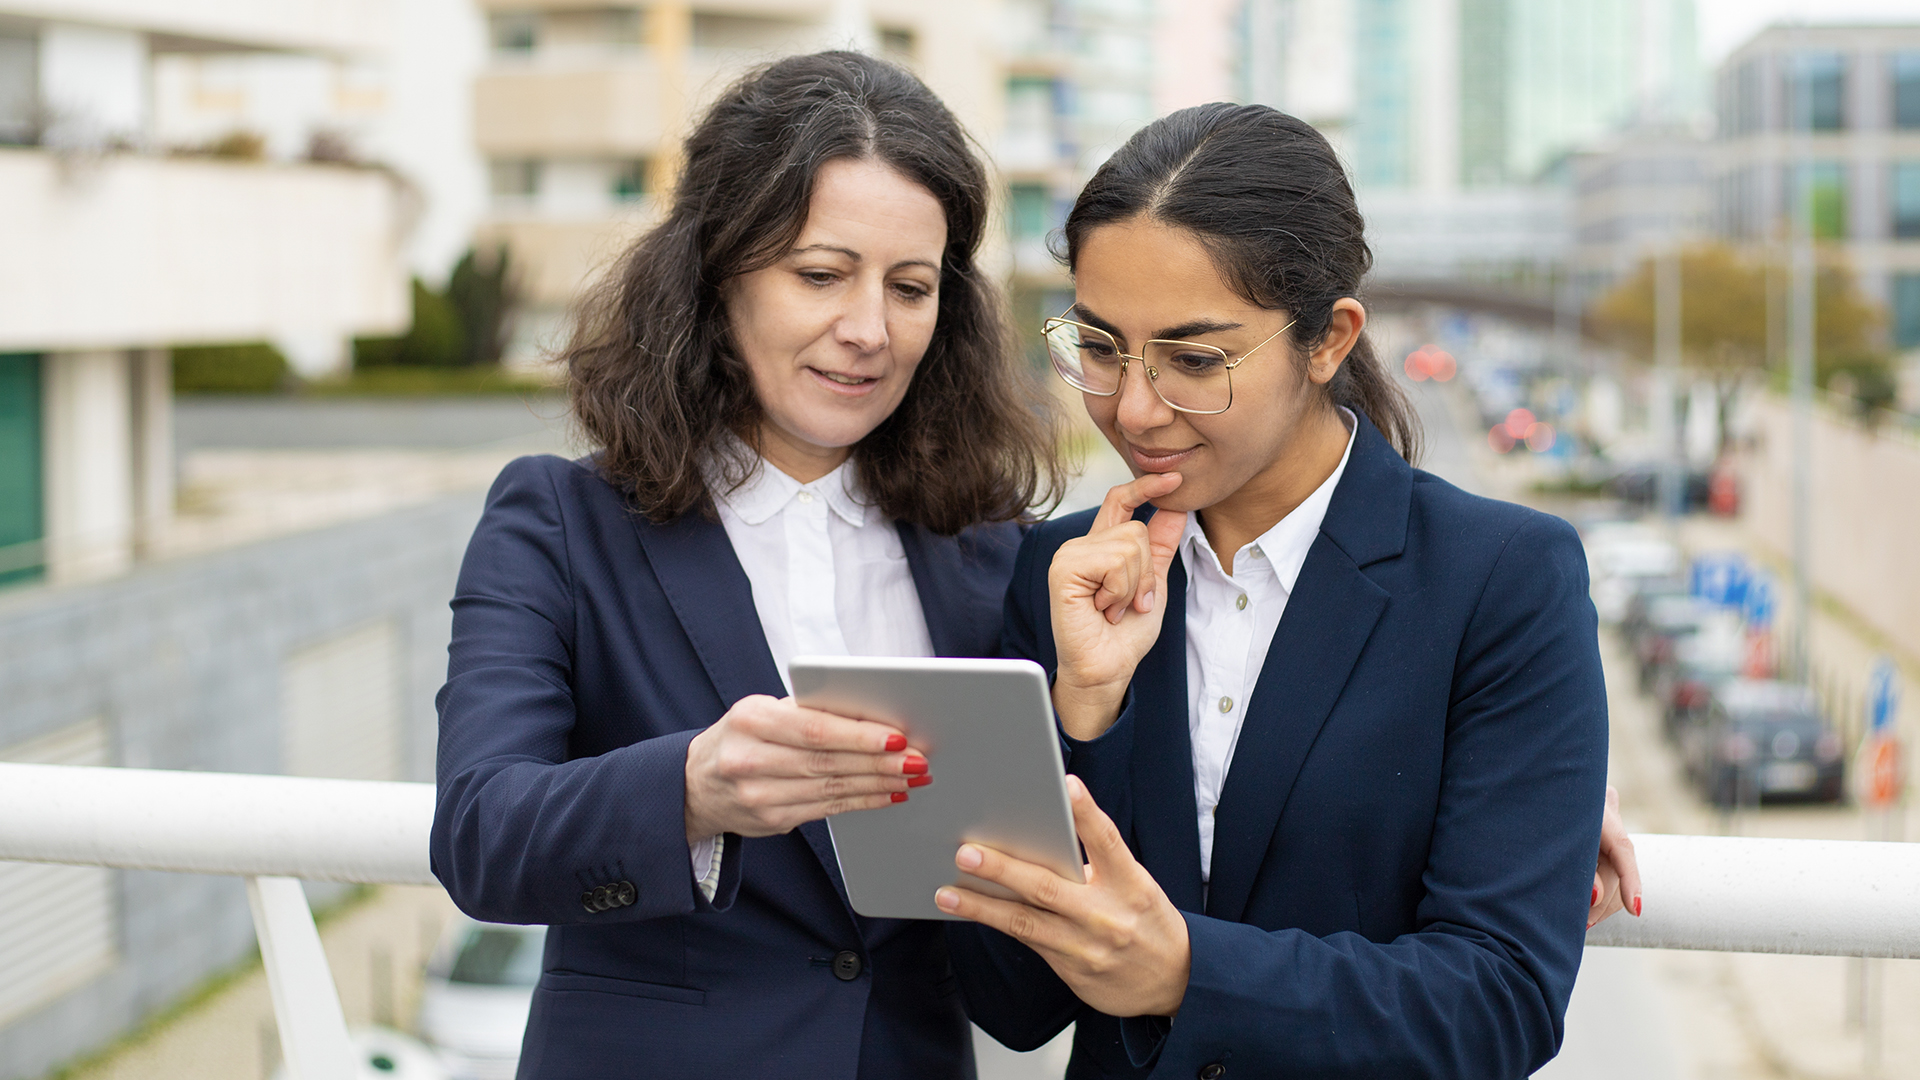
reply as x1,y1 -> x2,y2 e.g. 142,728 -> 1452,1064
581,885 -> 609,913
1198,1065 -> 1226,1080
831,950 -> 863,981
613,880 -> 636,907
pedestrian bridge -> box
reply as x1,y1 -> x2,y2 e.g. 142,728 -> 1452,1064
2,763 -> 1916,1079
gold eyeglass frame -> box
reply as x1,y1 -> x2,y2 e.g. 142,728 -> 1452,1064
1041,307 -> 1298,416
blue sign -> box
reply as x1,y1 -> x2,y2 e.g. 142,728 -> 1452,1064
1742,571 -> 1776,630
1691,553 -> 1751,610
1869,658 -> 1900,734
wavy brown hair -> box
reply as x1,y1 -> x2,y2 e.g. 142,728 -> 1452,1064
563,51 -> 1065,534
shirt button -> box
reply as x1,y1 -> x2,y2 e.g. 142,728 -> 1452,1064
1199,1064 -> 1227,1080
1235,594 -> 1248,611
797,491 -> 815,504
1218,696 -> 1233,713
831,950 -> 863,981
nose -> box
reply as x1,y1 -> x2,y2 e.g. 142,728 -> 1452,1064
1113,358 -> 1174,435
834,280 -> 889,355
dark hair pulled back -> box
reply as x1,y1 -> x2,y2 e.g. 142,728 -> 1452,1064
564,51 -> 1065,533
1062,103 -> 1421,463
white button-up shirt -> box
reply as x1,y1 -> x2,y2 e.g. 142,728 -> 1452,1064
1184,412 -> 1355,881
689,453 -> 935,890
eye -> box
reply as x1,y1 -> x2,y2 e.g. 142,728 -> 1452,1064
798,269 -> 839,287
1077,338 -> 1119,360
890,281 -> 933,301
1164,349 -> 1226,376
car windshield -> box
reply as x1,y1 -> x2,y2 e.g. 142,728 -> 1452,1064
446,926 -> 545,987
1728,707 -> 1819,731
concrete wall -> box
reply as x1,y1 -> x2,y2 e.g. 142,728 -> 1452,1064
1744,395 -> 1920,666
0,490 -> 483,1080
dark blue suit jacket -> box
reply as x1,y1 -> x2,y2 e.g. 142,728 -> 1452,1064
950,414 -> 1609,1079
432,454 -> 1020,1079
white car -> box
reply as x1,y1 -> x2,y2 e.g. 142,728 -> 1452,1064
1583,522 -> 1681,624
417,917 -> 546,1080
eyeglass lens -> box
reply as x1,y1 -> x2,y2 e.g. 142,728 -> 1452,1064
1043,320 -> 1233,413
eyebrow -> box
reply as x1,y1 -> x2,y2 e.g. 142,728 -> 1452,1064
790,243 -> 939,274
1072,304 -> 1245,344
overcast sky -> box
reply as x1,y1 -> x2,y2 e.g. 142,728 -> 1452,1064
1696,0 -> 1920,64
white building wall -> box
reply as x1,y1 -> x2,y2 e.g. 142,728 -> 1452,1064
42,351 -> 133,583
37,22 -> 145,145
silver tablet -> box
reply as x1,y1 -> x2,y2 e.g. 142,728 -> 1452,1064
790,655 -> 1086,921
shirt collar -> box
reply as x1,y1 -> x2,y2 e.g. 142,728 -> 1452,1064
1182,407 -> 1357,594
710,446 -> 871,529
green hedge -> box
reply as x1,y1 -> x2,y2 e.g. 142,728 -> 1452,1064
171,343 -> 292,393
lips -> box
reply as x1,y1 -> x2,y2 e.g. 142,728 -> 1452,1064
807,367 -> 881,395
1126,442 -> 1197,472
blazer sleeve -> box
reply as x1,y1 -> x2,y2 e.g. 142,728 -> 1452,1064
430,457 -> 740,926
1137,512 -> 1608,1079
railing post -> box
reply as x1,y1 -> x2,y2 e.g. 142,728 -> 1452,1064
246,876 -> 358,1080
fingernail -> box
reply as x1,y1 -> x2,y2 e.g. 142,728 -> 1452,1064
1141,591 -> 1154,610
1633,896 -> 1643,917
1066,775 -> 1086,800
1591,885 -> 1600,907
890,792 -> 908,803
903,754 -> 928,775
935,888 -> 959,911
907,775 -> 933,788
885,734 -> 908,752
956,845 -> 983,870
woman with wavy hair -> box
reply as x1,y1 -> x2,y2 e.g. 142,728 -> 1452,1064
430,51 -> 1063,1077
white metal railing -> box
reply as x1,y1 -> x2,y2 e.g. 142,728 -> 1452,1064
1,764 -> 1918,1077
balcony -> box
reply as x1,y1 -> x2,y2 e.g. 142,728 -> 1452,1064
0,150 -> 408,354
0,0 -> 389,53
474,55 -> 668,158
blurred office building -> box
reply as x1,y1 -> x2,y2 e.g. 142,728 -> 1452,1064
0,0 -> 411,587
471,0 -> 1011,366
1712,24 -> 1920,355
1569,126 -> 1713,294
1238,0 -> 1704,288
0,3 -> 477,1077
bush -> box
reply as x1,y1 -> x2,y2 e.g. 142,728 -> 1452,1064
172,343 -> 292,393
354,279 -> 466,367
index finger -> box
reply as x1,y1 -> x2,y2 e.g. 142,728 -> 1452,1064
757,699 -> 910,754
1092,472 -> 1183,533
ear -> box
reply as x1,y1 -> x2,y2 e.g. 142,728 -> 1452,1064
1307,298 -> 1367,386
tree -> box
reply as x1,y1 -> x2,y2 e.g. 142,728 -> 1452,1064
1590,242 -> 1891,444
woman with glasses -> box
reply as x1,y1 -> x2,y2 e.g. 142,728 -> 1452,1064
431,52 -> 1066,1076
940,104 -> 1616,1078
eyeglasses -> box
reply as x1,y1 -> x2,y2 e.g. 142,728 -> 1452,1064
1041,308 -> 1296,415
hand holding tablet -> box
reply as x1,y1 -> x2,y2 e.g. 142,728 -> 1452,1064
791,656 -> 1084,921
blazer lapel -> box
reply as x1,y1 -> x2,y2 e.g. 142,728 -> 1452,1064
627,510 -> 856,911
1130,555 -> 1207,914
1202,415 -> 1408,925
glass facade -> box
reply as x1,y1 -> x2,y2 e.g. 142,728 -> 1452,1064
1894,273 -> 1920,349
1784,161 -> 1847,240
1351,0 -> 1411,187
1895,53 -> 1920,129
1790,52 -> 1846,131
0,354 -> 43,586
1894,162 -> 1920,240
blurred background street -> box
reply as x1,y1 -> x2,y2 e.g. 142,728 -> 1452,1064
5,0 -> 1920,1076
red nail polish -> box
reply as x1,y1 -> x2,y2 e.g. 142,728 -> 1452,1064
903,754 -> 928,775
885,734 -> 908,752
890,792 -> 908,803
1632,897 -> 1643,917
907,775 -> 933,788
1591,886 -> 1600,907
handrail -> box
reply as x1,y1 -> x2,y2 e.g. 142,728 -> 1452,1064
3,764 -> 1919,1075
1582,832 -> 1920,957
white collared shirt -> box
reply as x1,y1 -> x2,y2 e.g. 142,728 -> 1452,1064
689,453 -> 935,890
1185,411 -> 1355,881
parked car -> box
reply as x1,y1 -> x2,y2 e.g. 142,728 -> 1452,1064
418,917 -> 544,1080
1655,611 -> 1747,740
1685,680 -> 1845,808
1632,594 -> 1720,694
1584,523 -> 1682,625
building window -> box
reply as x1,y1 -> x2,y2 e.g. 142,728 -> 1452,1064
489,12 -> 538,54
1786,161 -> 1848,240
1788,52 -> 1846,131
1895,162 -> 1920,239
1894,274 -> 1920,349
0,31 -> 34,146
489,159 -> 540,205
0,720 -> 116,1026
282,620 -> 402,781
610,159 -> 647,202
1010,184 -> 1051,241
0,354 -> 41,586
1896,53 -> 1920,129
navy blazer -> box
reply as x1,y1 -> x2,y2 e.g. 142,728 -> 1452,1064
432,454 -> 1020,1079
951,414 -> 1609,1079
